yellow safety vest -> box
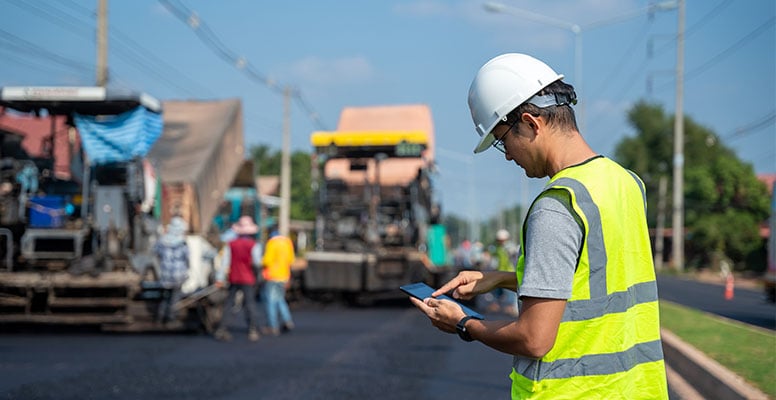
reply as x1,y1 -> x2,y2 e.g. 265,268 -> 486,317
512,157 -> 668,399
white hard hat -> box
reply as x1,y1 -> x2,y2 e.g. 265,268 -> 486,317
496,229 -> 510,241
468,53 -> 564,154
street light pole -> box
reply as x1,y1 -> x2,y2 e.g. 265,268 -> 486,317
483,2 -> 678,135
483,2 -> 584,132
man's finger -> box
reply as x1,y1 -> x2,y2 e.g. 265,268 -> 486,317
410,296 -> 432,313
432,277 -> 462,297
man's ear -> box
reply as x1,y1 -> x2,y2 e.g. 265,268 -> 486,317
521,113 -> 541,132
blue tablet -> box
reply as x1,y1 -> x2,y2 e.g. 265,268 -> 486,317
401,282 -> 484,320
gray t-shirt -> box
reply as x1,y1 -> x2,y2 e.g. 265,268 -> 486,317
518,190 -> 583,300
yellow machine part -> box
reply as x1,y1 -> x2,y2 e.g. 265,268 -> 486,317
310,130 -> 428,148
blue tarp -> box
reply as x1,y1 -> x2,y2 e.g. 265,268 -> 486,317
74,106 -> 163,164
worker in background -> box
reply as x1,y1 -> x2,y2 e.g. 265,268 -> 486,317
153,216 -> 189,325
489,229 -> 518,317
410,53 -> 668,398
261,228 -> 295,336
213,215 -> 263,342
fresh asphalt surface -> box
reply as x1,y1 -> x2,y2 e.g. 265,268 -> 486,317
5,276 -> 755,400
0,299 -> 512,400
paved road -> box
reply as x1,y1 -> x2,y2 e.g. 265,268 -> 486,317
657,274 -> 776,331
0,301 -> 513,400
0,297 -> 693,400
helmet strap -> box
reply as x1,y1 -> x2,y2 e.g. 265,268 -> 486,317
527,92 -> 577,108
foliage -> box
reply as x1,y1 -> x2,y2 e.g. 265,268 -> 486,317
443,203 -> 524,247
479,204 -> 524,245
441,214 -> 471,247
615,102 -> 770,270
250,144 -> 315,221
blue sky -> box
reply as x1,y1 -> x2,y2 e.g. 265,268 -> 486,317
1,0 -> 774,230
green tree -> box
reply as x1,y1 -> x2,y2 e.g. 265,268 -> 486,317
250,144 -> 315,221
441,214 -> 470,246
289,151 -> 314,221
479,204 -> 524,245
615,101 -> 770,271
443,203 -> 524,247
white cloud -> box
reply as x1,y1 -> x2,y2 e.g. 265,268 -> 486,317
288,56 -> 376,87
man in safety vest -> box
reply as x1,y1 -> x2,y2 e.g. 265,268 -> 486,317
410,53 -> 668,399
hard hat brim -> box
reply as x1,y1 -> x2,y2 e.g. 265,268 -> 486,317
473,131 -> 496,154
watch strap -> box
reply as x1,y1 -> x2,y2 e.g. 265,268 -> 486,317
456,315 -> 478,342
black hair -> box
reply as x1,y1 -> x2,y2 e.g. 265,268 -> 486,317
510,80 -> 578,132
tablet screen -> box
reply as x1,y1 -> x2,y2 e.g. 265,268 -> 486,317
400,282 -> 484,320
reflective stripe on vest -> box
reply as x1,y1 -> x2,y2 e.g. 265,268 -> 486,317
512,160 -> 663,386
514,339 -> 664,379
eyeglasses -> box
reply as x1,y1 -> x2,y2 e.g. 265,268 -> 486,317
492,117 -> 520,154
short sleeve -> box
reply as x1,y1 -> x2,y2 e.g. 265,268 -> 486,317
518,190 -> 583,300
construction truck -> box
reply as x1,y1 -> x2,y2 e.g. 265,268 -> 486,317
0,88 -> 240,331
304,104 -> 451,304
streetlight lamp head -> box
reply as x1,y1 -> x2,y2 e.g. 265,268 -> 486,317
469,53 -> 564,154
483,2 -> 506,13
653,1 -> 679,11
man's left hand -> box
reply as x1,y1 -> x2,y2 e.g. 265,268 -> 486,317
410,296 -> 466,334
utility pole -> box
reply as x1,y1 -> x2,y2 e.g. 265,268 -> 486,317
96,0 -> 108,87
279,86 -> 292,237
671,0 -> 685,271
655,175 -> 667,270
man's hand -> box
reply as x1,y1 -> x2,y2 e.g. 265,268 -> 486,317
433,270 -> 502,300
410,296 -> 467,334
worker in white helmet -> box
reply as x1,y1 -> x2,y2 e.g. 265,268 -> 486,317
410,53 -> 667,399
488,229 -> 518,316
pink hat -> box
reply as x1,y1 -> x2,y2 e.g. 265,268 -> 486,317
231,215 -> 259,235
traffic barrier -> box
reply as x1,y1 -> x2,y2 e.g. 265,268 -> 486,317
724,274 -> 735,300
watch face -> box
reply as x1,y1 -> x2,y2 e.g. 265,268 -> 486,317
457,317 -> 475,342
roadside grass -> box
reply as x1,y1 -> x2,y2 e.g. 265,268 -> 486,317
660,301 -> 776,398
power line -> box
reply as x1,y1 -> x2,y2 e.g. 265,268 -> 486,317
45,0 -> 205,97
653,16 -> 775,92
6,0 -> 207,96
0,46 -> 91,81
650,0 -> 734,58
684,17 -> 774,82
3,1 -> 280,140
52,0 -> 285,134
1,0 -> 305,145
602,0 -> 735,107
588,19 -> 654,97
5,1 -> 92,37
53,0 -> 216,97
0,29 -> 94,72
725,110 -> 776,140
158,0 -> 328,130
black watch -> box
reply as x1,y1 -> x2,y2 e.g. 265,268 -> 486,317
456,315 -> 480,342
